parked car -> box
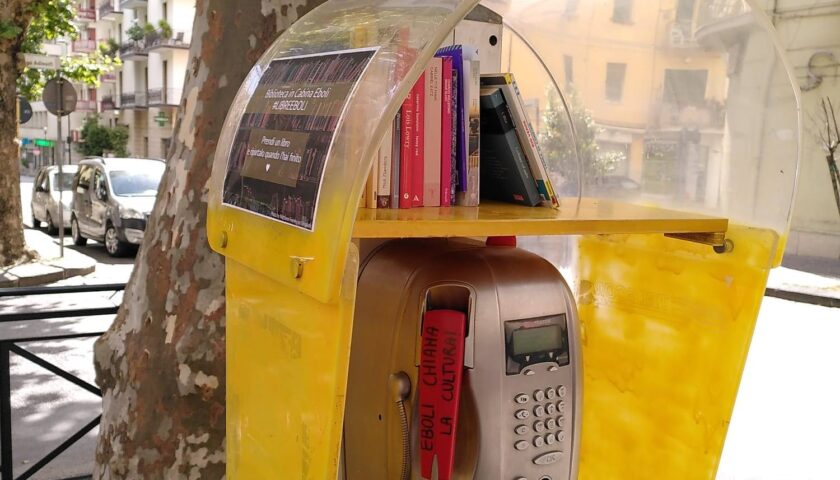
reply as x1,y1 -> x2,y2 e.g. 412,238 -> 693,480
31,165 -> 79,234
70,158 -> 166,257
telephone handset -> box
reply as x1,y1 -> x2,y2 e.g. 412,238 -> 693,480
344,239 -> 581,480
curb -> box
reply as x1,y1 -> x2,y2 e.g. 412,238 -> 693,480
765,288 -> 840,309
0,230 -> 97,288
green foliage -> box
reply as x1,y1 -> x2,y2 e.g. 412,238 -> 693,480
142,22 -> 156,37
80,115 -> 129,157
0,20 -> 24,40
20,0 -> 78,54
157,19 -> 172,39
101,38 -> 120,57
11,0 -> 120,100
127,24 -> 145,42
539,88 -> 620,192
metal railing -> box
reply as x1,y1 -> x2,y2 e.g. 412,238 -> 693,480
146,31 -> 189,50
119,40 -> 147,58
0,283 -> 125,480
97,1 -> 121,19
147,88 -> 183,106
120,91 -> 148,109
75,8 -> 97,21
100,95 -> 117,110
71,39 -> 97,54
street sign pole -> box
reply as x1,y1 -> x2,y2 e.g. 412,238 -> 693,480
57,75 -> 64,258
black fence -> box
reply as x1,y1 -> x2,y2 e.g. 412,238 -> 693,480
0,283 -> 125,480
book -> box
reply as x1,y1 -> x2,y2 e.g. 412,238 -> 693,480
391,112 -> 401,208
412,73 -> 425,207
365,149 -> 378,209
448,69 -> 458,205
440,57 -> 453,207
479,87 -> 542,206
435,45 -> 470,195
424,58 -> 443,207
480,73 -> 559,208
457,55 -> 480,207
399,85 -> 415,209
377,122 -> 393,208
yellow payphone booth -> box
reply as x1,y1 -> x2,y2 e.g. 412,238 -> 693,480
206,1 -> 800,479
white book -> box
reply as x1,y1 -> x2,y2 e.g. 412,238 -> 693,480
423,58 -> 443,207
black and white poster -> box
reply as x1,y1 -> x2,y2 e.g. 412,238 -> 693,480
222,47 -> 378,231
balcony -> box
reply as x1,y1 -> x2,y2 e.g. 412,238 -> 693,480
146,31 -> 190,52
147,88 -> 183,107
72,39 -> 97,54
666,20 -> 697,48
76,7 -> 97,22
655,100 -> 725,130
101,96 -> 117,110
119,40 -> 148,60
76,100 -> 98,112
98,1 -> 122,20
119,0 -> 147,9
120,92 -> 148,109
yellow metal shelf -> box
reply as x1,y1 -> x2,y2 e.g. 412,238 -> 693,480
353,198 -> 728,239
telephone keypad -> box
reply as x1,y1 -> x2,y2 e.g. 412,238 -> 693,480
515,424 -> 529,435
510,371 -> 570,478
515,440 -> 529,451
515,409 -> 530,420
534,420 -> 545,433
545,433 -> 556,445
546,418 -> 557,429
533,436 -> 545,448
515,393 -> 530,404
545,388 -> 556,400
557,401 -> 565,413
534,390 -> 545,402
557,385 -> 566,398
546,403 -> 556,415
534,405 -> 545,417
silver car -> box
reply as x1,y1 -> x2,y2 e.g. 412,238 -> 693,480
70,157 -> 165,257
31,165 -> 78,234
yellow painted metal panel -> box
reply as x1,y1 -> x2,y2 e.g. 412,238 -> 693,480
354,199 -> 728,239
573,225 -> 778,479
226,245 -> 359,480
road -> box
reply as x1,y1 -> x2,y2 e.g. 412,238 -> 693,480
7,177 -> 840,479
0,177 -> 134,479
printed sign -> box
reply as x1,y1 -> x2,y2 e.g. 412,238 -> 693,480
222,47 -> 378,231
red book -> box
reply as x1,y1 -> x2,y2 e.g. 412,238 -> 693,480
399,89 -> 414,209
419,310 -> 466,480
440,57 -> 453,207
411,73 -> 425,207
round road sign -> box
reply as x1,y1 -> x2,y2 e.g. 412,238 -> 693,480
18,97 -> 33,124
42,78 -> 77,116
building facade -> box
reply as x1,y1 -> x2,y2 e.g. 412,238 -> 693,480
19,0 -> 194,172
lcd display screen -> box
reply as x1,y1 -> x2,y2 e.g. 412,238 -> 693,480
511,325 -> 563,356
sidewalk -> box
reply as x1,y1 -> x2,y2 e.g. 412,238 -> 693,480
766,254 -> 840,308
0,229 -> 96,288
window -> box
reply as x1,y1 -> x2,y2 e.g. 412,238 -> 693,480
612,0 -> 633,24
76,165 -> 93,190
162,1 -> 168,21
676,0 -> 695,22
663,69 -> 708,106
605,63 -> 626,102
565,0 -> 579,16
564,55 -> 574,88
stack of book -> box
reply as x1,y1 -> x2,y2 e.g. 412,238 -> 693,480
363,46 -> 558,210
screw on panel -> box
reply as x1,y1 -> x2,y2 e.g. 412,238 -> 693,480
290,256 -> 314,279
713,239 -> 735,254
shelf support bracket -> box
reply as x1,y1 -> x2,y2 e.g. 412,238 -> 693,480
665,231 -> 729,251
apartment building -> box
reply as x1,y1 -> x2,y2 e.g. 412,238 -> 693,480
98,0 -> 194,159
504,0 -> 728,207
18,0 -> 194,171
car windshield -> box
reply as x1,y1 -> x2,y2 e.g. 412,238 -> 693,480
51,172 -> 75,191
109,165 -> 165,196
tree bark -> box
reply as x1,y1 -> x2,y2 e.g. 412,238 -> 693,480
93,0 -> 323,477
0,0 -> 36,267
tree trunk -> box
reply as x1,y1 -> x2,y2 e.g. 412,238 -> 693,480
93,0 -> 323,477
0,1 -> 35,267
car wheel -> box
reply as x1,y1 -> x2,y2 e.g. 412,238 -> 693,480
104,223 -> 130,257
45,212 -> 58,235
71,216 -> 87,246
31,211 -> 40,229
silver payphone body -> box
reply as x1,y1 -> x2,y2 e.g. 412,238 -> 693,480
343,239 -> 581,480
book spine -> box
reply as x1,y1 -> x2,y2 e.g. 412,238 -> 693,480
411,73 -> 425,207
450,69 -> 458,205
440,57 -> 453,207
377,122 -> 393,208
391,112 -> 401,208
510,78 -> 559,207
399,93 -> 414,209
457,59 -> 480,206
366,149 -> 378,209
424,59 -> 442,208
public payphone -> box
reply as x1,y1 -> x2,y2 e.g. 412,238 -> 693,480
344,239 -> 581,480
